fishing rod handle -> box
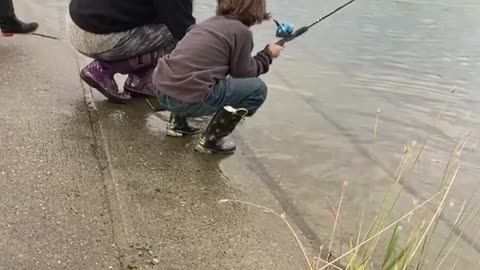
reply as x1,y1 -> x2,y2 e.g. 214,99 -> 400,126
276,39 -> 287,46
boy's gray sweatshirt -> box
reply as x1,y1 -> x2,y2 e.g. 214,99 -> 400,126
152,16 -> 273,103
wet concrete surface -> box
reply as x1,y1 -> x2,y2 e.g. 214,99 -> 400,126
0,36 -> 119,269
87,97 -> 309,269
2,0 -> 480,269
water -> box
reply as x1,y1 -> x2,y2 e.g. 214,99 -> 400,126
34,0 -> 480,267
219,0 -> 480,267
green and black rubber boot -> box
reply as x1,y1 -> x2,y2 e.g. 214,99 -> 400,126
166,113 -> 200,137
195,106 -> 249,154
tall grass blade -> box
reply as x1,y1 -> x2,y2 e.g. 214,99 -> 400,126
328,181 -> 348,262
382,223 -> 400,268
403,165 -> 461,270
318,191 -> 443,270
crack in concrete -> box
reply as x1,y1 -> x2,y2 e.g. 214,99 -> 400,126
74,54 -> 129,270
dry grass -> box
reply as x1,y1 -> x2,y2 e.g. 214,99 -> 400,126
220,130 -> 475,269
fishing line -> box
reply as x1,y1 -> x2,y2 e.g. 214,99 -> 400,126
276,0 -> 359,46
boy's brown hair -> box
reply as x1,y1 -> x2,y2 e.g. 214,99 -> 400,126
216,0 -> 271,27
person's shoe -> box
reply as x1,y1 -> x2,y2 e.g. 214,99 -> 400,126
166,113 -> 201,137
80,60 -> 131,104
0,16 -> 38,37
194,106 -> 249,154
123,69 -> 156,97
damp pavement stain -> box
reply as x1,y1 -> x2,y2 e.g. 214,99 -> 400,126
2,0 -> 480,269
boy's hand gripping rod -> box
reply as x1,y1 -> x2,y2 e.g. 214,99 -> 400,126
275,0 -> 358,46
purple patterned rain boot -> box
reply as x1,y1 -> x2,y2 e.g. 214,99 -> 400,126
123,49 -> 174,97
123,68 -> 156,97
80,60 -> 132,104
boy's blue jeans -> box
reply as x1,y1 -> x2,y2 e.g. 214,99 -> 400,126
156,77 -> 268,117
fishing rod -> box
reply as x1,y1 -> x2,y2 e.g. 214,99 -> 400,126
2,32 -> 62,40
32,32 -> 61,40
28,0 -> 358,44
275,0 -> 359,46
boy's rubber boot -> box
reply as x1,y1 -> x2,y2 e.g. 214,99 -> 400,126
0,16 -> 38,37
194,106 -> 249,154
166,113 -> 201,137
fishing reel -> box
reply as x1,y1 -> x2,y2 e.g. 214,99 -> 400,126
273,0 -> 356,46
274,19 -> 295,38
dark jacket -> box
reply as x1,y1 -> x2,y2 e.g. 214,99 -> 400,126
69,0 -> 195,40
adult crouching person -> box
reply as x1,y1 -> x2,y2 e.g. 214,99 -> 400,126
66,0 -> 195,103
